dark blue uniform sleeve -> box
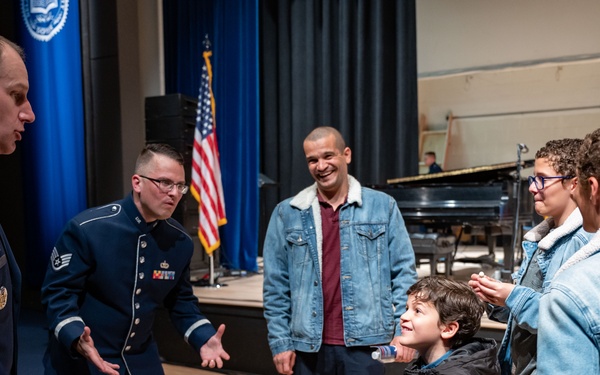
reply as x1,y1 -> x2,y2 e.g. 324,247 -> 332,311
163,264 -> 216,352
41,219 -> 89,351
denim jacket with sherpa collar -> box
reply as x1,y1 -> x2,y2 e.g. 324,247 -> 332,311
487,208 -> 591,375
263,175 -> 417,356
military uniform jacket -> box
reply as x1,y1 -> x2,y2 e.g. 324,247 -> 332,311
0,225 -> 20,375
41,194 -> 216,374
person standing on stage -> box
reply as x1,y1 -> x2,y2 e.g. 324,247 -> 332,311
537,128 -> 600,374
262,126 -> 417,375
41,143 -> 229,374
0,35 -> 36,375
468,138 -> 592,375
424,151 -> 443,174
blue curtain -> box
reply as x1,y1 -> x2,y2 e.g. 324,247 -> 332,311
163,0 -> 260,271
17,0 -> 88,286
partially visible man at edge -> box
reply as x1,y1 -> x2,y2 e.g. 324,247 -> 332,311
0,35 -> 36,375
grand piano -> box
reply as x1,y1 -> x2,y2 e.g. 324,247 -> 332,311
373,160 -> 536,277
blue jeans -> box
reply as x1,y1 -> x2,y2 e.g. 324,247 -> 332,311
294,345 -> 385,375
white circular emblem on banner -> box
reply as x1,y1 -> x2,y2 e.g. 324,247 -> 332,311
21,0 -> 69,42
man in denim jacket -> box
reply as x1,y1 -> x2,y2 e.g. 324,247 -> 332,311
538,128 -> 600,374
468,139 -> 592,375
263,127 -> 417,375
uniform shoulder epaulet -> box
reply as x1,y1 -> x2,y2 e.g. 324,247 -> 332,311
76,203 -> 122,224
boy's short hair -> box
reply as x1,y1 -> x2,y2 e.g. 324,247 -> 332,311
407,276 -> 485,347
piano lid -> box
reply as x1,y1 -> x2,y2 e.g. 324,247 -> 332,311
386,159 -> 535,185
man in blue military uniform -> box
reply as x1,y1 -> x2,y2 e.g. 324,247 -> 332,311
0,35 -> 36,375
41,143 -> 229,374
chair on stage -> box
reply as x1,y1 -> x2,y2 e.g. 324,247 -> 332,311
409,232 -> 456,277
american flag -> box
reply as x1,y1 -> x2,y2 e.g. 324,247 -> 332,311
190,50 -> 227,254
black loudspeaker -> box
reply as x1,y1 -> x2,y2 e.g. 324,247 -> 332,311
144,94 -> 198,236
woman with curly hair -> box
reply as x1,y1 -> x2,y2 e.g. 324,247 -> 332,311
469,138 -> 592,375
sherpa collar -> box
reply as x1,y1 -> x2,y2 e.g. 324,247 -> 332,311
290,175 -> 362,210
555,228 -> 600,277
523,208 -> 583,251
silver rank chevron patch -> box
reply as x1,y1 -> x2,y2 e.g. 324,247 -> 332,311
51,247 -> 72,271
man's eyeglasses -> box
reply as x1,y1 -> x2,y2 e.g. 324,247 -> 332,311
527,175 -> 574,190
139,175 -> 189,194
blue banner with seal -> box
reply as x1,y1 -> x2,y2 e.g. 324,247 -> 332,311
18,0 -> 87,286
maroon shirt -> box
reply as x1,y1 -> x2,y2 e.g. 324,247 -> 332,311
318,193 -> 345,345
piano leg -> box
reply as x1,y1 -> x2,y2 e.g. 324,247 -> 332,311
486,226 -> 518,281
501,234 -> 514,279
428,257 -> 438,278
482,226 -> 516,281
486,227 -> 495,255
453,225 -> 502,269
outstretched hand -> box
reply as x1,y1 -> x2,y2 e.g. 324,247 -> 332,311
200,324 -> 230,369
74,326 -> 120,375
468,273 -> 514,306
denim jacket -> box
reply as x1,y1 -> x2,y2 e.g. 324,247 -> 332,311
538,229 -> 600,374
262,176 -> 417,356
487,208 -> 591,374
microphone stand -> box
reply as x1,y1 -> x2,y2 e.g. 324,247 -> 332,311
507,144 -> 527,279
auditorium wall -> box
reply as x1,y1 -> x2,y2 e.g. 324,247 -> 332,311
415,0 -> 600,171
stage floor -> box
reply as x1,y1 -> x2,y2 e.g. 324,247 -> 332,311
163,363 -> 217,375
161,244 -> 508,374
190,244 -> 508,332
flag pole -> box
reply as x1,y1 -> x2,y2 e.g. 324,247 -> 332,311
192,34 -> 227,288
203,251 -> 225,288
209,254 -> 214,285
207,34 -> 217,288
204,33 -> 216,288
209,253 -> 216,286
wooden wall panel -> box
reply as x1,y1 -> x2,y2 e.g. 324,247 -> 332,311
418,59 -> 600,170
